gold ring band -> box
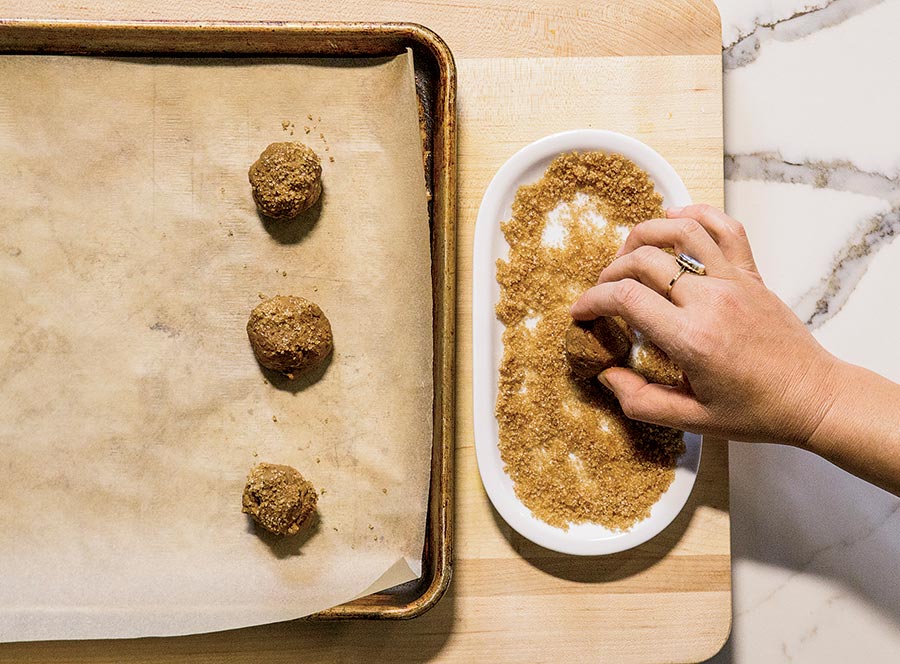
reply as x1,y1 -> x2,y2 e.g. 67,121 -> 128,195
666,253 -> 707,300
666,267 -> 688,300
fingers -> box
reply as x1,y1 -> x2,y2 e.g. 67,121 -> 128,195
667,204 -> 758,271
599,367 -> 708,429
599,246 -> 695,304
570,279 -> 683,341
617,217 -> 730,276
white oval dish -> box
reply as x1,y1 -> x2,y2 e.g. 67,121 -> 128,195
472,129 -> 702,556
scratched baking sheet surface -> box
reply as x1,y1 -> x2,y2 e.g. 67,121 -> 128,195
0,51 -> 433,641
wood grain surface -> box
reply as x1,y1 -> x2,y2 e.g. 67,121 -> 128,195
0,0 -> 722,58
0,1 -> 728,662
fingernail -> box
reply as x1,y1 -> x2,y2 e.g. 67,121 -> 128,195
614,245 -> 625,257
666,206 -> 684,216
597,372 -> 612,390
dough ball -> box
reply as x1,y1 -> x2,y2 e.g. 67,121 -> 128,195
247,295 -> 333,378
248,142 -> 322,219
242,463 -> 318,536
564,317 -> 631,378
630,334 -> 682,387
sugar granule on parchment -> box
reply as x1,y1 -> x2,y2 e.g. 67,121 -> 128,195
495,151 -> 685,531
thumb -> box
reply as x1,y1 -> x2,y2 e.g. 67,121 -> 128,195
599,367 -> 704,429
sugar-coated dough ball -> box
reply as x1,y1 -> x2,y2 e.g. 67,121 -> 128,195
248,142 -> 322,219
241,462 -> 318,536
247,295 -> 333,379
564,317 -> 631,378
629,335 -> 682,387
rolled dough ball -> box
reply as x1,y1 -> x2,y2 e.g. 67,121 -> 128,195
248,142 -> 322,219
630,336 -> 683,387
564,317 -> 631,378
247,295 -> 333,378
242,462 -> 318,536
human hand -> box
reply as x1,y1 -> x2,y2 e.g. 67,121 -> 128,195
570,204 -> 841,446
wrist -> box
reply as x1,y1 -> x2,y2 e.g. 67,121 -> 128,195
793,351 -> 846,452
800,359 -> 900,495
800,356 -> 860,457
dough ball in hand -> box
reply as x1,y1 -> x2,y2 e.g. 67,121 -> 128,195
242,463 -> 318,536
564,317 -> 631,378
247,295 -> 333,379
248,142 -> 322,219
630,334 -> 683,387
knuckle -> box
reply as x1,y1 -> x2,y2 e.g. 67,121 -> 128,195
619,395 -> 641,420
730,219 -> 748,239
683,327 -> 716,362
625,224 -> 644,245
632,245 -> 657,266
583,285 -> 604,309
621,390 -> 673,425
674,309 -> 715,358
614,279 -> 643,310
710,282 -> 742,309
691,203 -> 713,218
679,218 -> 704,242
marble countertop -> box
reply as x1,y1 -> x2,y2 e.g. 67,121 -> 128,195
714,0 -> 900,660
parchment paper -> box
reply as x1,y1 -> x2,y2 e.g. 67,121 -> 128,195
0,51 -> 433,641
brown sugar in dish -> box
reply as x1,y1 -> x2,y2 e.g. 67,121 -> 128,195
247,295 -> 333,379
495,151 -> 685,531
242,462 -> 318,536
248,142 -> 322,219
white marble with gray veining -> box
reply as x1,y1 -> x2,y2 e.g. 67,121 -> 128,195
712,0 -> 900,660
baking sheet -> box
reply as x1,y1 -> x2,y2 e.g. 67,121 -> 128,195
0,50 -> 433,641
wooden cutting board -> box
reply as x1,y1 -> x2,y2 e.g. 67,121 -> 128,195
0,1 -> 728,662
